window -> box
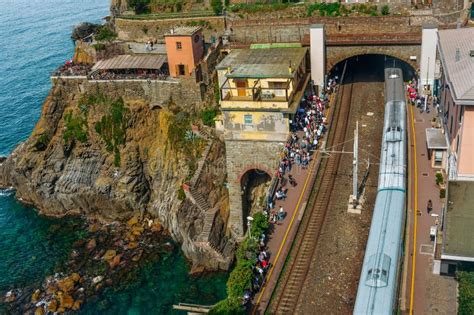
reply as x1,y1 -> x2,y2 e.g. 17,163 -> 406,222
434,151 -> 443,167
456,135 -> 460,155
244,114 -> 253,125
459,106 -> 464,124
176,42 -> 182,50
178,64 -> 186,76
450,116 -> 453,135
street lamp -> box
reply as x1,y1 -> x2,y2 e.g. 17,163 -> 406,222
247,216 -> 254,238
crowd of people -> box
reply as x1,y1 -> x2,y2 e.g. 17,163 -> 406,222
88,69 -> 169,81
406,77 -> 438,113
52,61 -> 92,77
242,79 -> 336,307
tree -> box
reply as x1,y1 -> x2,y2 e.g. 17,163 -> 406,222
129,0 -> 150,14
211,0 -> 223,15
381,5 -> 390,16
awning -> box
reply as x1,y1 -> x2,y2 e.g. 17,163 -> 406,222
426,128 -> 448,150
92,54 -> 167,71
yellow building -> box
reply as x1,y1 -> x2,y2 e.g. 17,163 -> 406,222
215,46 -> 310,236
216,47 -> 310,142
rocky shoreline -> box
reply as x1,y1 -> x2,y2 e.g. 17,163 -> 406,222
2,214 -> 168,314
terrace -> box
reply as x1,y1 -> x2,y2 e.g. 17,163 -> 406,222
216,47 -> 309,112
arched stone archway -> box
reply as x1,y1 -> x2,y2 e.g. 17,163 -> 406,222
326,44 -> 420,75
240,169 -> 272,233
225,140 -> 282,237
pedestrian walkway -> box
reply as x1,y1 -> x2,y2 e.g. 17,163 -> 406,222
251,91 -> 337,314
404,102 -> 457,314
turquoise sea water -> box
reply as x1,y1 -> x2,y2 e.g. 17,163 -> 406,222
0,0 -> 227,312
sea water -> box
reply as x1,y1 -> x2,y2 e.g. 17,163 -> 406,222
0,0 -> 227,312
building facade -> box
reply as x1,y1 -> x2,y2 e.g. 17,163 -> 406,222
165,26 -> 204,78
215,47 -> 310,236
436,28 -> 474,180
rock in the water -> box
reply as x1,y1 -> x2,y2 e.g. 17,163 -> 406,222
72,300 -> 82,311
59,293 -> 74,309
109,254 -> 121,269
35,307 -> 44,315
71,22 -> 100,41
151,220 -> 163,232
103,249 -> 116,261
86,239 -> 96,251
48,299 -> 58,312
31,289 -> 41,303
71,273 -> 81,283
57,277 -> 75,293
92,276 -> 103,285
127,216 -> 139,226
4,291 -> 16,303
127,242 -> 138,249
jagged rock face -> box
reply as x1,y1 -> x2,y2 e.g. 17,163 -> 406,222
0,78 -> 231,270
71,23 -> 101,41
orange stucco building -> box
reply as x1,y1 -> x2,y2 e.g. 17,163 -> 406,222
164,26 -> 204,78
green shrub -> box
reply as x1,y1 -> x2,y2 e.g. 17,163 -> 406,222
307,2 -> 341,17
94,97 -> 130,167
229,2 -> 289,14
177,187 -> 186,201
381,4 -> 390,16
457,271 -> 474,314
200,108 -> 218,127
64,111 -> 88,144
250,212 -> 269,238
211,0 -> 223,15
93,43 -> 106,51
208,298 -> 243,314
129,0 -> 151,14
440,188 -> 446,199
435,172 -> 444,186
95,26 -> 117,42
210,211 -> 270,313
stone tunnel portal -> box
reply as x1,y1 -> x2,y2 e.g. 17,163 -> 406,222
328,54 -> 416,84
240,169 -> 272,233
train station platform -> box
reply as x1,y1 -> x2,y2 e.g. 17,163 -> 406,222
403,104 -> 457,314
251,93 -> 336,314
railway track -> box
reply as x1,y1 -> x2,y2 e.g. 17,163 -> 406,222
268,64 -> 354,314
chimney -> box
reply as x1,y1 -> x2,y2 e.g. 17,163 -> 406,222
455,48 -> 461,62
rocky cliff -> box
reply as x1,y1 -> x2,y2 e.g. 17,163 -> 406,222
0,77 -> 234,270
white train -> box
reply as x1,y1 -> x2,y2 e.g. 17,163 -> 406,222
353,67 -> 407,314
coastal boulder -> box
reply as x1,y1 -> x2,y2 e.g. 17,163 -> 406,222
71,22 -> 100,41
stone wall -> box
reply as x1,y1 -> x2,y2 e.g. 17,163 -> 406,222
225,139 -> 283,237
114,16 -> 225,42
51,77 -> 204,113
227,15 -> 422,44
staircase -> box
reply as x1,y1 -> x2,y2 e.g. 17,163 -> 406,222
198,205 -> 219,242
189,141 -> 213,187
183,123 -> 227,262
188,186 -> 211,213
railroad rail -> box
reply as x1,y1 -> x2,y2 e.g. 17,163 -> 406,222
268,61 -> 354,313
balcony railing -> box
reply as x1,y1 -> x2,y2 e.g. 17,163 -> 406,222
220,78 -> 293,103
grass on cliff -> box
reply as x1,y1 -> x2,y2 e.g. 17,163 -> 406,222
228,1 -> 290,14
307,3 -> 380,17
94,26 -> 117,42
64,93 -> 130,167
64,111 -> 88,144
93,97 -> 130,167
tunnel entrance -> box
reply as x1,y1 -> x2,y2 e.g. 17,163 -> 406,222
240,169 -> 271,232
328,54 -> 416,84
